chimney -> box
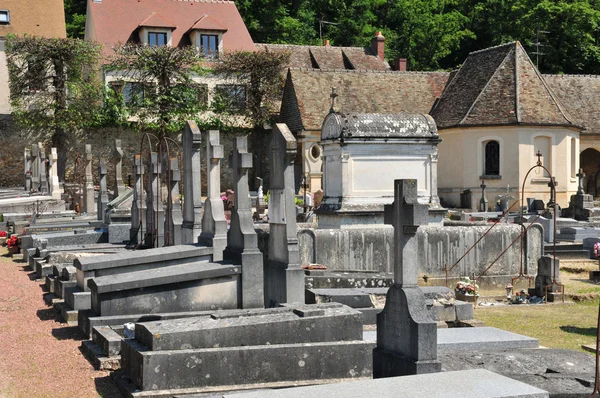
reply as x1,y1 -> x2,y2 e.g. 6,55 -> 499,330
324,39 -> 330,47
371,31 -> 385,61
395,58 -> 407,71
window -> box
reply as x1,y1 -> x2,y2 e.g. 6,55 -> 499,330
148,32 -> 167,47
200,34 -> 219,58
0,10 -> 9,25
484,140 -> 500,176
533,136 -> 552,177
173,83 -> 208,107
123,82 -> 147,106
215,84 -> 246,111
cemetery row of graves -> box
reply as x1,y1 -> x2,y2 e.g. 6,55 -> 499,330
0,113 -> 599,396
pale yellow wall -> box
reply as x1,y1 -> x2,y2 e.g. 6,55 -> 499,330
438,125 -> 579,209
0,40 -> 9,114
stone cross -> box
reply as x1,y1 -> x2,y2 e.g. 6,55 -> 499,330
265,123 -> 304,305
165,158 -> 183,246
24,147 -> 31,192
547,177 -> 558,207
577,168 -> 586,195
224,135 -> 264,308
181,121 -> 203,244
111,139 -> 126,197
83,145 -> 95,214
329,87 -> 338,112
49,148 -> 62,200
374,179 -> 440,377
130,154 -> 146,243
479,179 -> 488,212
39,144 -> 48,194
30,144 -> 40,192
200,130 -> 227,261
145,152 -> 164,247
97,158 -> 109,220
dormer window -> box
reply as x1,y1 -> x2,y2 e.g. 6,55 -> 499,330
148,32 -> 167,47
201,34 -> 218,57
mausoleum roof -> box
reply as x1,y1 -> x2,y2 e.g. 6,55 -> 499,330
321,112 -> 438,141
430,42 -> 577,129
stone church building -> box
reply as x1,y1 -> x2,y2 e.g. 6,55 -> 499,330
279,40 -> 600,209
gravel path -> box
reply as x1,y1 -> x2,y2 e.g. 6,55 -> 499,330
0,248 -> 121,398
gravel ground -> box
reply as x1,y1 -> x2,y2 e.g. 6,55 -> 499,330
0,247 -> 121,398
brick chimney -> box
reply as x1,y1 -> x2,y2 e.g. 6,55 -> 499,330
371,31 -> 385,61
395,58 -> 407,71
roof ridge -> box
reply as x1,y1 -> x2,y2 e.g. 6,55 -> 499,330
460,46 -> 516,125
543,73 -> 600,78
289,67 -> 448,75
259,43 -> 371,51
469,41 -> 516,56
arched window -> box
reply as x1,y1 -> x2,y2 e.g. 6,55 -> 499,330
484,140 -> 500,176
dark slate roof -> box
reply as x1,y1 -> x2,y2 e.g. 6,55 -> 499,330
430,42 -> 576,129
544,74 -> 600,135
279,69 -> 450,132
256,44 -> 389,70
321,112 -> 438,141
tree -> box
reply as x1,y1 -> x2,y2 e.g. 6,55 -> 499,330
6,35 -> 103,179
65,0 -> 87,39
107,44 -> 207,137
214,50 -> 291,181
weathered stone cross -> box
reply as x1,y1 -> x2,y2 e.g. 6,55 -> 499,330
577,168 -> 586,195
479,179 -> 488,212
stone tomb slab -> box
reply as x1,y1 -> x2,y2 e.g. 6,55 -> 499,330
229,369 -> 548,398
135,303 -> 361,351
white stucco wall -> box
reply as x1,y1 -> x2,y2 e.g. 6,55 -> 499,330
438,125 -> 579,208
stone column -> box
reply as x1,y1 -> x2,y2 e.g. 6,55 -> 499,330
224,135 -> 264,308
165,158 -> 183,246
429,152 -> 440,206
82,145 -> 95,215
130,154 -> 146,242
265,123 -> 304,305
111,139 -> 126,198
181,121 -> 203,244
374,179 -> 441,377
97,159 -> 109,221
143,153 -> 164,247
24,147 -> 31,192
200,130 -> 228,261
39,144 -> 48,195
30,144 -> 40,192
49,148 -> 62,200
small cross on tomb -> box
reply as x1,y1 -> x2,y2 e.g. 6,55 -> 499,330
577,168 -> 586,195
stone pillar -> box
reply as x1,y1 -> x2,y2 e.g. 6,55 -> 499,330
265,123 -> 304,305
181,121 -> 203,244
83,145 -> 95,215
130,154 -> 146,242
97,159 -> 109,221
24,147 -> 31,192
165,158 -> 183,246
429,152 -> 440,206
144,152 -> 164,247
479,179 -> 488,212
30,144 -> 40,192
224,135 -> 264,308
49,148 -> 62,200
199,130 -> 228,260
39,144 -> 48,194
374,179 -> 441,377
111,139 -> 126,198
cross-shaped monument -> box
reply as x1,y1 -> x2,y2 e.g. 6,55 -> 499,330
165,158 -> 183,246
224,135 -> 264,308
200,130 -> 228,261
97,158 -> 109,220
83,144 -> 95,215
130,154 -> 146,242
111,139 -> 126,197
479,179 -> 488,212
329,87 -> 338,112
577,168 -> 586,195
49,148 -> 62,200
374,179 -> 441,377
181,121 -> 203,244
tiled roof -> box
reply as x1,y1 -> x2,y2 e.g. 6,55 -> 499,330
86,0 -> 254,55
138,12 -> 177,29
279,68 -> 449,132
430,42 -> 575,129
544,74 -> 600,135
256,44 -> 389,70
189,14 -> 228,31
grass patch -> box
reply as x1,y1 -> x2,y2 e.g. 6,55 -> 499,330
474,299 -> 599,352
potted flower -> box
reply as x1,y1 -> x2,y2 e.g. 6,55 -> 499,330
0,230 -> 6,246
6,235 -> 19,256
455,277 -> 479,303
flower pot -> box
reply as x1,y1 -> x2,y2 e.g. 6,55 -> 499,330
456,292 -> 479,303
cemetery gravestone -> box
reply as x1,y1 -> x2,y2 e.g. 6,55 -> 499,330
130,155 -> 145,242
111,139 -> 126,198
265,123 -> 304,305
49,148 -> 62,200
224,135 -> 264,308
39,144 -> 48,194
97,159 -> 109,221
24,147 -> 31,192
83,145 -> 95,214
165,158 -> 183,246
374,179 -> 441,377
200,130 -> 227,260
182,121 -> 203,244
144,152 -> 164,247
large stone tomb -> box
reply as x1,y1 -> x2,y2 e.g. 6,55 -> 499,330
116,303 -> 373,396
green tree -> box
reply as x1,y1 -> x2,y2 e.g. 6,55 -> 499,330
65,0 -> 87,39
6,35 -> 102,179
107,44 -> 208,137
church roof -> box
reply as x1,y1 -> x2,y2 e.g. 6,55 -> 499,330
256,44 -> 389,70
279,68 -> 449,132
430,42 -> 577,129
